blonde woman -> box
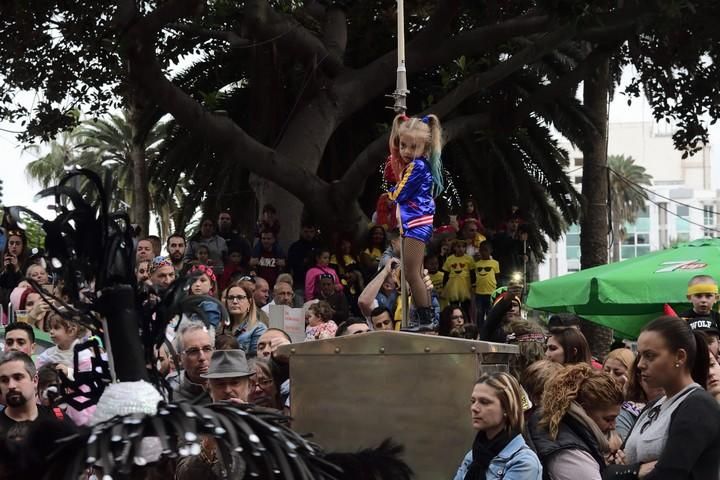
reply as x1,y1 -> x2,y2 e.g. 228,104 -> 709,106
453,372 -> 542,480
220,283 -> 267,357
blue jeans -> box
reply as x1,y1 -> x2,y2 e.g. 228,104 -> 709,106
475,294 -> 491,330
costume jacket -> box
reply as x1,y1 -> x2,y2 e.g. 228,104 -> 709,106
388,157 -> 435,235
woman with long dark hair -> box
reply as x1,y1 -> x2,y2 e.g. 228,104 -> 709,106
438,305 -> 466,337
453,372 -> 541,480
545,327 -> 592,365
0,229 -> 29,305
616,316 -> 720,479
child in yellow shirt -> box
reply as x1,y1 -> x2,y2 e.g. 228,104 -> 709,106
442,240 -> 475,314
474,241 -> 500,328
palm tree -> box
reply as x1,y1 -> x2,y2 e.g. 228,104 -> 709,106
608,154 -> 653,262
25,112 -> 182,239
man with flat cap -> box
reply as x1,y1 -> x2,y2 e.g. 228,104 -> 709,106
202,349 -> 255,404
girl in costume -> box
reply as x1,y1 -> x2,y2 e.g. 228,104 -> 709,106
387,114 -> 444,327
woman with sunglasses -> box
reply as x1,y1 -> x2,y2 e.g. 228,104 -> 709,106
613,316 -> 720,479
220,283 -> 267,357
615,352 -> 664,442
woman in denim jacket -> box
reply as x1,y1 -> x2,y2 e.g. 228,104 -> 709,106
453,372 -> 542,480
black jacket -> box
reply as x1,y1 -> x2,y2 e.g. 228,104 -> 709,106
678,309 -> 720,334
528,410 -> 606,480
480,294 -> 513,343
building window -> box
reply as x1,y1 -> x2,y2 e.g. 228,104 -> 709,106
677,205 -> 690,217
620,228 -> 651,260
574,176 -> 583,185
574,157 -> 583,166
704,206 -> 714,226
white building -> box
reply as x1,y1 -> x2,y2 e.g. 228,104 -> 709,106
539,121 -> 718,279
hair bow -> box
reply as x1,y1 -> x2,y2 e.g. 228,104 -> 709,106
421,116 -> 430,124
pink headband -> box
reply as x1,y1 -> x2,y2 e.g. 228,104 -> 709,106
190,264 -> 217,294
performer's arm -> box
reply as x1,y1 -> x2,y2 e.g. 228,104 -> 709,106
387,161 -> 419,203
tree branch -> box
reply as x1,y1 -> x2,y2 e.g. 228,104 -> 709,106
428,22 -> 578,119
244,0 -> 344,77
323,5 -> 347,58
123,17 -> 329,204
338,12 -> 552,119
510,44 -> 616,125
167,22 -> 251,47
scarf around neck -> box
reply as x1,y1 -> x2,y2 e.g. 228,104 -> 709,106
464,428 -> 515,480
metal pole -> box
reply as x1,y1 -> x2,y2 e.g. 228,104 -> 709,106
393,0 -> 409,114
396,0 -> 409,327
400,239 -> 409,328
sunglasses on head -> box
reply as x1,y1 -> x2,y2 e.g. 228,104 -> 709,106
319,274 -> 334,280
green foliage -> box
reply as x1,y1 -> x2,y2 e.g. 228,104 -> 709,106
608,154 -> 653,229
23,217 -> 46,250
4,0 -> 720,252
24,111 -> 185,236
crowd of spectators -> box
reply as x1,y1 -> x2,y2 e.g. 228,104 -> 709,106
1,201 -> 720,479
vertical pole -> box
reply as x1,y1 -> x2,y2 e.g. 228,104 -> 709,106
396,0 -> 409,328
400,238 -> 409,328
394,0 -> 409,114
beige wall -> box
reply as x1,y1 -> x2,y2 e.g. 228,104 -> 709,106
607,122 -> 710,190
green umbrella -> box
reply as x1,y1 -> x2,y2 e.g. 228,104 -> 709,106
526,238 -> 720,338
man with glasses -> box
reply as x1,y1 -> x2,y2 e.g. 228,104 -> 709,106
261,281 -> 294,314
370,306 -> 394,331
171,321 -> 214,404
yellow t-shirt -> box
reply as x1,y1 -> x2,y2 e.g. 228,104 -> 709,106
442,255 -> 474,280
363,247 -> 382,262
442,254 -> 474,302
429,271 -> 444,293
474,259 -> 500,295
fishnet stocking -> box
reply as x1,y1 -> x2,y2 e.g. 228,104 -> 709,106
402,237 -> 430,308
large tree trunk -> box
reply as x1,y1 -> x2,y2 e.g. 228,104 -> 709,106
249,175 -> 304,248
580,58 -> 609,270
611,221 -> 622,262
580,57 -> 612,358
128,105 -> 151,236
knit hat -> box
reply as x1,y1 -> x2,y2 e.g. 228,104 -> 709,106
14,287 -> 35,310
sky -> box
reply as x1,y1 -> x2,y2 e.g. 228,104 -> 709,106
1,67 -> 719,214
